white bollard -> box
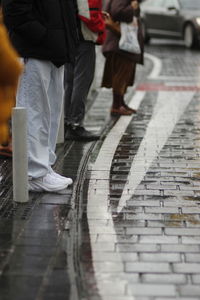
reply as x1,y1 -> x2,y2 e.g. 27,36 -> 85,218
12,107 -> 29,203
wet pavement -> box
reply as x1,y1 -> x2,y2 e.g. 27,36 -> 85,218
1,41 -> 200,300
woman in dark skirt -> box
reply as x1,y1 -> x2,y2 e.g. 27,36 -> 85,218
102,0 -> 144,116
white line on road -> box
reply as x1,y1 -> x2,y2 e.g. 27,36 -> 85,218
117,91 -> 195,214
145,53 -> 162,79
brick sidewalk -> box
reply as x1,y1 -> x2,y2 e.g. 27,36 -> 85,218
82,45 -> 200,300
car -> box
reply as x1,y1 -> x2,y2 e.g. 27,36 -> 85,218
140,0 -> 200,48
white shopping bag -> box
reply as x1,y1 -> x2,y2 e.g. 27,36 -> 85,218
119,18 -> 141,54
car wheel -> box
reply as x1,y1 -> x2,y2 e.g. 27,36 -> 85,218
184,24 -> 195,48
142,21 -> 150,44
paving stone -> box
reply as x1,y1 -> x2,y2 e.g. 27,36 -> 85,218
191,274 -> 200,284
140,235 -> 179,244
95,272 -> 140,283
140,253 -> 181,262
180,186 -> 200,191
126,200 -> 161,207
182,237 -> 200,244
185,221 -> 200,228
110,220 -> 146,228
142,274 -> 186,284
125,213 -> 164,221
125,262 -> 170,273
133,190 -> 162,196
100,297 -> 134,300
165,228 -> 200,236
155,298 -> 199,300
164,197 -> 200,207
182,207 -> 200,214
92,252 -> 138,262
146,184 -> 177,190
147,220 -> 184,227
97,234 -> 138,243
173,263 -> 200,273
116,243 -> 159,253
185,253 -> 200,263
164,213 -> 200,223
89,225 -> 125,234
126,228 -> 162,235
145,207 -> 179,214
161,244 -> 200,253
164,190 -> 195,196
179,285 -> 200,296
127,284 -> 176,296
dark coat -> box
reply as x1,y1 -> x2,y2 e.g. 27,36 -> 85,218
102,0 -> 144,64
2,0 -> 79,67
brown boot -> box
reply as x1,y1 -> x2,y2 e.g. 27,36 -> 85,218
121,98 -> 137,114
111,93 -> 135,116
111,106 -> 133,116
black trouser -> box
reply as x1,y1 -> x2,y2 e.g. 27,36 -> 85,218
64,41 -> 96,126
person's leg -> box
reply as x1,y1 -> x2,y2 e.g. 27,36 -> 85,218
68,41 -> 95,126
17,59 -> 72,192
47,64 -> 65,166
64,61 -> 75,126
16,59 -> 52,178
111,54 -> 137,116
47,65 -> 73,184
120,64 -> 137,113
64,42 -> 99,141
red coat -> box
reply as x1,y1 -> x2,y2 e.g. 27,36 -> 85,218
78,0 -> 106,44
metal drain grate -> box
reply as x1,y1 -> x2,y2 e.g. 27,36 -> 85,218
0,196 -> 37,220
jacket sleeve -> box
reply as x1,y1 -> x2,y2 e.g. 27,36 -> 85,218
2,0 -> 46,45
0,24 -> 23,85
109,0 -> 139,23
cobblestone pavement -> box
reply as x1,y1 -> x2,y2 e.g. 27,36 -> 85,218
1,41 -> 200,300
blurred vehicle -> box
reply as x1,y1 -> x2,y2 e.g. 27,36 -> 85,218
140,0 -> 200,48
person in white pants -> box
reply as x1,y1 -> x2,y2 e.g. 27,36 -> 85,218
17,59 -> 72,192
2,0 -> 79,193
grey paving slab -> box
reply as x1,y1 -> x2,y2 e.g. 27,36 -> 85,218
179,285 -> 200,297
127,283 -> 176,297
141,274 -> 186,284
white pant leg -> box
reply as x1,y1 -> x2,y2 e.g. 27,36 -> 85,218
48,64 -> 64,166
16,59 -> 64,178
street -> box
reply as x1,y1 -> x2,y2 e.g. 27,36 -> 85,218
0,39 -> 200,300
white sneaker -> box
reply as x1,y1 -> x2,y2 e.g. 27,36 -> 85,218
48,167 -> 73,185
28,173 -> 72,193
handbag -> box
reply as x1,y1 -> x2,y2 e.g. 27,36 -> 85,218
119,17 -> 141,54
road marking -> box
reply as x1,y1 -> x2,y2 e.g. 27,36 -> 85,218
117,91 -> 195,213
137,83 -> 200,91
145,53 -> 162,79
